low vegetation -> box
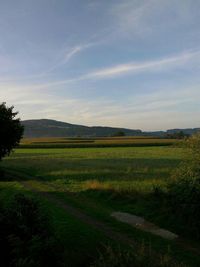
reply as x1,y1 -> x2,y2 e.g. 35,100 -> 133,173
0,193 -> 63,267
91,245 -> 186,267
166,133 -> 200,239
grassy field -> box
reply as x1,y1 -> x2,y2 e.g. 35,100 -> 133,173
1,142 -> 200,266
2,146 -> 183,191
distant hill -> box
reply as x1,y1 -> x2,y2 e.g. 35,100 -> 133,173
22,119 -> 200,138
148,128 -> 200,137
166,128 -> 200,135
22,119 -> 142,138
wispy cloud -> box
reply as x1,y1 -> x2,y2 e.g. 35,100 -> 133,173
40,42 -> 95,75
110,0 -> 154,37
88,50 -> 200,79
41,50 -> 200,86
1,49 -> 199,92
0,42 -> 95,83
63,44 -> 91,63
109,0 -> 199,39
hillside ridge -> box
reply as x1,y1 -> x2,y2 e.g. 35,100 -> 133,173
22,119 -> 200,138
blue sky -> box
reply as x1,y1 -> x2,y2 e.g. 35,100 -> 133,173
0,0 -> 200,130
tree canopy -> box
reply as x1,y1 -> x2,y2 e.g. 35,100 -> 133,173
112,131 -> 125,137
0,103 -> 24,160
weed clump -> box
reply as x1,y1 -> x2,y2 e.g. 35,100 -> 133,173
90,245 -> 186,267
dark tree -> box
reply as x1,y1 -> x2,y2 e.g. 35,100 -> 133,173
0,102 -> 24,160
112,131 -> 125,137
166,130 -> 188,139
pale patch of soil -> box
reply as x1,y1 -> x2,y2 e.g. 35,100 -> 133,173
111,212 -> 178,240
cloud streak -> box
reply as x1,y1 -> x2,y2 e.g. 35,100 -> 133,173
63,44 -> 91,63
41,42 -> 95,75
88,50 -> 200,78
27,49 -> 200,89
1,49 -> 199,92
109,0 -> 200,39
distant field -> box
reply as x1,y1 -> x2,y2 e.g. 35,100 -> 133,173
20,136 -> 177,148
3,146 -> 184,191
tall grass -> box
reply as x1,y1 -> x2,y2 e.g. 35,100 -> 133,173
91,245 -> 186,267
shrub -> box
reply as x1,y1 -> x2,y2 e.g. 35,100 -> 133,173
167,133 -> 200,239
0,194 -> 64,267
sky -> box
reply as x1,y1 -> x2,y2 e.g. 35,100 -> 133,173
0,0 -> 200,131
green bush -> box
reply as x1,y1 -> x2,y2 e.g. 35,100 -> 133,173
167,133 -> 200,240
0,194 -> 64,267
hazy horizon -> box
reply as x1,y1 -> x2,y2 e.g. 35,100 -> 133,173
0,0 -> 200,131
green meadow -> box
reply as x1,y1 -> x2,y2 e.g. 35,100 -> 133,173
1,142 -> 200,266
2,146 -> 184,191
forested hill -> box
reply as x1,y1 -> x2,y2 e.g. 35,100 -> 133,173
22,119 -> 200,138
22,119 -> 142,137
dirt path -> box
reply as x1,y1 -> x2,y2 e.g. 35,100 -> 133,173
20,180 -> 137,247
36,179 -> 200,256
111,212 -> 178,240
6,168 -> 200,257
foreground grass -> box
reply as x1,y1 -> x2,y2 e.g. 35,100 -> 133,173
1,146 -> 185,225
1,146 -> 200,266
1,180 -> 198,266
0,182 -> 112,267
